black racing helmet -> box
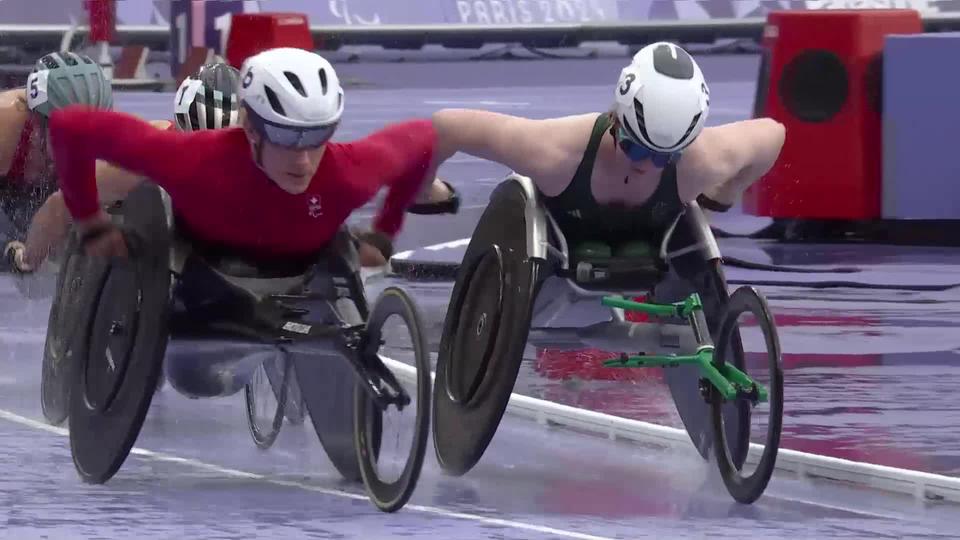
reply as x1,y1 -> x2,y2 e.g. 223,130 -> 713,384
26,52 -> 113,117
174,62 -> 240,131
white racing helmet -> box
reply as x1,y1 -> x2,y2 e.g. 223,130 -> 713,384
614,42 -> 710,154
238,47 -> 344,148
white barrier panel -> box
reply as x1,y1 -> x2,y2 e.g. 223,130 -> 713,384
382,357 -> 960,504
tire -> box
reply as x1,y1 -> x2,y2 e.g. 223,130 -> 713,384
354,286 -> 431,513
655,258 -> 751,465
41,235 -> 81,426
244,354 -> 290,450
710,286 -> 784,504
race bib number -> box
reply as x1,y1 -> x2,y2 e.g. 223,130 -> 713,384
174,78 -> 204,114
26,70 -> 49,111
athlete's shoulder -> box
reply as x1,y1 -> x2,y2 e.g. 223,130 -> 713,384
168,124 -> 247,144
177,126 -> 250,166
333,119 -> 436,157
0,89 -> 29,168
371,118 -> 436,139
0,88 -> 27,110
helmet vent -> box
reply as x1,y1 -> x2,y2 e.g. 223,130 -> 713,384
679,113 -> 701,144
40,55 -> 59,69
652,43 -> 694,80
620,114 -> 643,146
632,98 -> 651,143
63,53 -> 79,67
284,71 -> 307,97
263,85 -> 286,117
633,99 -> 645,127
319,69 -> 328,95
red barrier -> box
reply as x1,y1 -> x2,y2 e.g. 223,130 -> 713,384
225,13 -> 314,69
744,10 -> 922,220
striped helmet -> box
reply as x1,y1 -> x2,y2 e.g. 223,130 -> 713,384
26,52 -> 113,117
174,62 -> 240,131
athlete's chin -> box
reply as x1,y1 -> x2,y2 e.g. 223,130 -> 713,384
273,174 -> 312,194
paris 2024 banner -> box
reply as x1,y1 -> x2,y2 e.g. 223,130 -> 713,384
0,1 -> 954,27
0,0 -> 954,71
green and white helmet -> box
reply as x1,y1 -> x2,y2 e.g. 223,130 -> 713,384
26,52 -> 113,117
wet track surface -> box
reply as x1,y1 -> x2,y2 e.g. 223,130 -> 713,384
2,54 -> 960,538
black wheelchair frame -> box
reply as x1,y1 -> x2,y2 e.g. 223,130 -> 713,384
432,174 -> 783,504
43,183 -> 431,513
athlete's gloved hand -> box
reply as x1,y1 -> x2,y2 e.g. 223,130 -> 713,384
408,179 -> 460,215
78,212 -> 129,259
353,229 -> 394,267
3,241 -> 34,274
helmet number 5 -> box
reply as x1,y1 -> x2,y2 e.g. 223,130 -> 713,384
619,73 -> 636,96
29,76 -> 38,99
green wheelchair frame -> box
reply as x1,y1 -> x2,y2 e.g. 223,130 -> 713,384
550,231 -> 784,505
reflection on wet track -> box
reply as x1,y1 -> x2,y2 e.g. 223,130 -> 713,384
2,55 -> 960,538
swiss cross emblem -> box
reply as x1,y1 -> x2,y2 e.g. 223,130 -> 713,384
308,196 -> 323,218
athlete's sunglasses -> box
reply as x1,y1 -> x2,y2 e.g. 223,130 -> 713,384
246,107 -> 338,150
616,126 -> 681,168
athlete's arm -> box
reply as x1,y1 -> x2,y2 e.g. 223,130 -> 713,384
345,119 -> 438,238
0,89 -> 29,175
696,118 -> 786,206
48,107 -> 199,224
21,191 -> 69,267
92,119 -> 174,204
430,108 -> 574,180
21,119 -> 174,266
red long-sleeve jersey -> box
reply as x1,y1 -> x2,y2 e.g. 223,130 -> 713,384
48,106 -> 436,257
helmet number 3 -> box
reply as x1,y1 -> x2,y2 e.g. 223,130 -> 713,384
619,73 -> 636,96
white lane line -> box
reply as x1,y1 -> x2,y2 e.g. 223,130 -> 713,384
393,237 -> 471,261
425,238 -> 471,251
0,408 -> 617,540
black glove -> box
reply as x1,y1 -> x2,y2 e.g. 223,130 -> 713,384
696,193 -> 733,213
408,180 -> 461,215
354,229 -> 394,260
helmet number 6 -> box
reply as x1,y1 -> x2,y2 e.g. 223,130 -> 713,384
619,73 -> 636,96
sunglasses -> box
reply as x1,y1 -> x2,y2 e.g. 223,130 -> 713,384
616,127 -> 681,168
246,106 -> 338,149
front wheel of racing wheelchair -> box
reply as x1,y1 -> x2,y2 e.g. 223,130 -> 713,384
52,182 -> 431,513
431,174 -> 784,504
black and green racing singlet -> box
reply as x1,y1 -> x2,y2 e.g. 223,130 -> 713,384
540,113 -> 685,247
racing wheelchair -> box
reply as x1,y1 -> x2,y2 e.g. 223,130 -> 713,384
42,182 -> 431,513
432,174 -> 784,504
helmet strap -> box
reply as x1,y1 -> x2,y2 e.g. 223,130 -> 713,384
254,138 -> 265,169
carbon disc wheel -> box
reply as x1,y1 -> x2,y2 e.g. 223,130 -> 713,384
41,232 -> 89,425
